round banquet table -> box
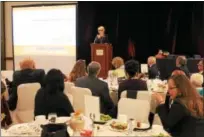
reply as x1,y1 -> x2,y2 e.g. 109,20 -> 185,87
1,117 -> 170,137
108,79 -> 168,113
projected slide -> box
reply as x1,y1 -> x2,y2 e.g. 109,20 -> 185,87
12,5 -> 76,73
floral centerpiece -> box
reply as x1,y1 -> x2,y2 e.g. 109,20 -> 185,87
69,111 -> 85,132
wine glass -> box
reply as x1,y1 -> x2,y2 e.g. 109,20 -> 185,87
48,113 -> 57,123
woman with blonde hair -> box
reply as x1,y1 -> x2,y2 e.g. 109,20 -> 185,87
190,73 -> 204,96
111,57 -> 125,78
154,74 -> 204,137
94,26 -> 109,44
68,60 -> 87,82
112,57 -> 124,69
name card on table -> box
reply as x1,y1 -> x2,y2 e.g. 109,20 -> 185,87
84,95 -> 100,121
141,64 -> 148,73
96,49 -> 104,56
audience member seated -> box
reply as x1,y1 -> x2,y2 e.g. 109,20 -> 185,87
164,70 -> 187,121
147,56 -> 160,79
75,62 -> 116,117
8,58 -> 45,111
171,70 -> 186,76
68,60 -> 87,83
1,81 -> 12,129
155,49 -> 165,59
190,73 -> 204,96
175,56 -> 190,77
118,60 -> 147,100
34,69 -> 74,118
111,57 -> 125,78
154,75 -> 204,137
197,60 -> 203,75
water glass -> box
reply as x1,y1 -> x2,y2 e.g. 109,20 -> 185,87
48,113 -> 57,120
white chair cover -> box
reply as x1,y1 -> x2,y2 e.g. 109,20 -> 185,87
84,95 -> 100,121
121,91 -> 151,101
14,83 -> 41,123
120,90 -> 127,98
118,98 -> 150,124
71,87 -> 92,113
64,82 -> 74,94
66,93 -> 73,106
137,91 -> 152,103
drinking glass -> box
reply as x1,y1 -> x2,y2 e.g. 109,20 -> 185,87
48,113 -> 57,121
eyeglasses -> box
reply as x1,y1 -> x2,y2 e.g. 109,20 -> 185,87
169,87 -> 177,90
98,29 -> 103,31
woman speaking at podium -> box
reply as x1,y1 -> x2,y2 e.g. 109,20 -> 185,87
94,26 -> 109,44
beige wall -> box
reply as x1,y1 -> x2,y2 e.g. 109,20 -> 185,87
4,1 -> 76,70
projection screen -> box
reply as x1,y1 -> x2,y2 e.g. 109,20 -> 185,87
12,4 -> 77,74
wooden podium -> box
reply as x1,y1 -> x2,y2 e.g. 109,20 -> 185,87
91,43 -> 113,78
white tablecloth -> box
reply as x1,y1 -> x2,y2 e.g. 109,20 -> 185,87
1,117 -> 170,137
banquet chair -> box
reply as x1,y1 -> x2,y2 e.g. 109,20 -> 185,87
66,93 -> 73,106
84,95 -> 100,120
118,98 -> 150,124
13,83 -> 41,123
64,82 -> 74,94
120,90 -> 127,98
121,90 -> 151,104
137,91 -> 152,103
71,87 -> 92,113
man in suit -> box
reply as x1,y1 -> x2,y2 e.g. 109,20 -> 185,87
147,56 -> 160,79
175,56 -> 190,77
8,58 -> 45,110
75,61 -> 116,117
197,60 -> 203,75
197,60 -> 204,87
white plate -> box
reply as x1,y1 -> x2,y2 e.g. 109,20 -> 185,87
107,120 -> 129,132
134,123 -> 150,129
108,126 -> 128,132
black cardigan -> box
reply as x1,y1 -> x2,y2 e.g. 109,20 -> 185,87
157,99 -> 204,137
34,88 -> 74,118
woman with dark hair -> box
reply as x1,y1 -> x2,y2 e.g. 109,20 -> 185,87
1,80 -> 12,128
118,60 -> 147,100
34,69 -> 74,117
154,74 -> 204,137
68,60 -> 87,82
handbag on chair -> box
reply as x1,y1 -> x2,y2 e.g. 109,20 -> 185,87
41,123 -> 70,137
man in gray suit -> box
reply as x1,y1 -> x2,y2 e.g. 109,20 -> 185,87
75,61 -> 116,117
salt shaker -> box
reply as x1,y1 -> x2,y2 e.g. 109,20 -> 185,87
128,119 -> 133,135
